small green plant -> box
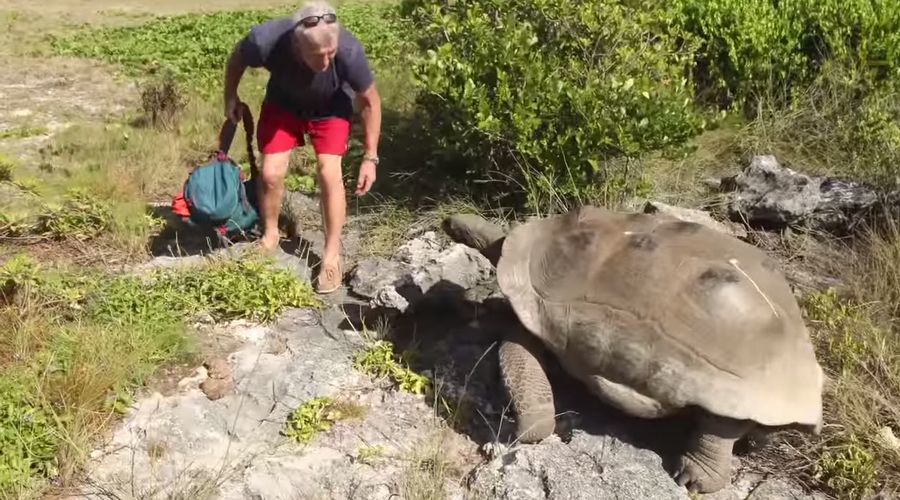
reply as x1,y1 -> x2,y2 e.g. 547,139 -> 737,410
0,125 -> 48,140
356,445 -> 384,465
35,188 -> 112,241
282,396 -> 364,445
284,173 -> 316,194
0,254 -> 40,302
803,288 -> 882,375
0,374 -> 59,494
353,340 -> 430,395
815,435 -> 878,500
0,153 -> 14,181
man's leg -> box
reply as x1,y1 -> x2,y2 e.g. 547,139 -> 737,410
317,153 -> 345,272
256,102 -> 302,251
258,150 -> 292,250
308,117 -> 351,293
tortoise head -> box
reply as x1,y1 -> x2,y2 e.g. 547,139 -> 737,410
441,213 -> 507,267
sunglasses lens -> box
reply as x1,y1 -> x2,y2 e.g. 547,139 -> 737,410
300,13 -> 337,27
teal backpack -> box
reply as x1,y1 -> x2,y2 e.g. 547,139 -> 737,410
173,103 -> 260,245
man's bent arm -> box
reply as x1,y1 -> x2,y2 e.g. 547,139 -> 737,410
356,84 -> 382,159
224,42 -> 247,104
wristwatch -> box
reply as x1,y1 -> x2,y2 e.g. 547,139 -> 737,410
363,154 -> 379,165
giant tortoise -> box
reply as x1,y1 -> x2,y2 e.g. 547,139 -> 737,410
442,205 -> 824,494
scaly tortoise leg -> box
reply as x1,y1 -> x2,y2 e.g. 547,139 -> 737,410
674,412 -> 754,493
498,325 -> 556,443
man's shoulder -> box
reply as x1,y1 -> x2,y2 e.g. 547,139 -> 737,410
337,26 -> 366,57
248,17 -> 295,46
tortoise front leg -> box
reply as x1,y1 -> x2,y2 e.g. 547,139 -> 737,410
498,325 -> 556,443
674,413 -> 754,493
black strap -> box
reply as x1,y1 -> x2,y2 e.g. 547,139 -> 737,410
217,102 -> 258,180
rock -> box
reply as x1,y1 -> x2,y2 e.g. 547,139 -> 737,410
877,426 -> 900,451
199,357 -> 233,400
643,200 -> 748,238
719,155 -> 887,235
470,431 -> 828,500
349,231 -> 496,313
470,433 -> 685,499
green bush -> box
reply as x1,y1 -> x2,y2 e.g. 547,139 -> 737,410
401,0 -> 900,207
401,0 -> 705,205
670,0 -> 900,111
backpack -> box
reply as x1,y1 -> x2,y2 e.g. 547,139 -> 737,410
172,102 -> 260,245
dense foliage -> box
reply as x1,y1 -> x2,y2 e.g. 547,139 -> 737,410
400,0 -> 900,204
400,0 -> 705,203
51,3 -> 410,95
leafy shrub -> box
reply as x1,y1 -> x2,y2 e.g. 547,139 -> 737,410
35,188 -> 113,241
401,0 -> 705,205
670,0 -> 900,111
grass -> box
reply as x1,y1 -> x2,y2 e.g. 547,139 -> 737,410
786,224 -> 900,499
0,252 -> 322,497
1,0 -> 898,499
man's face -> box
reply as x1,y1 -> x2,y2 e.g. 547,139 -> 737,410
298,42 -> 336,73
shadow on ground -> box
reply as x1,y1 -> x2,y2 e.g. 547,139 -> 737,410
331,278 -> 752,479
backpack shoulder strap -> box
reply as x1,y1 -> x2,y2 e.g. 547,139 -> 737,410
217,102 -> 258,180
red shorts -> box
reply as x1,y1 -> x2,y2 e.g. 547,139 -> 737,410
256,101 -> 351,156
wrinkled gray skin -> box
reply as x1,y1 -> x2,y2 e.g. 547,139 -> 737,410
442,213 -> 777,494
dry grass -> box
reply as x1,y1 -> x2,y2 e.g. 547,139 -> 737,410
396,428 -> 474,500
774,222 -> 900,499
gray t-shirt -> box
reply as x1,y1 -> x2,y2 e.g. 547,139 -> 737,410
239,18 -> 374,120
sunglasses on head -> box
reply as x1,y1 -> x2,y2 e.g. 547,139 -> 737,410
297,13 -> 337,28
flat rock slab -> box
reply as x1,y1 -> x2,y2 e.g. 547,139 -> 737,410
72,308 -> 475,499
470,431 -> 827,500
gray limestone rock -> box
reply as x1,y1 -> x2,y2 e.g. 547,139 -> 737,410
470,432 -> 828,500
349,231 -> 496,312
720,155 -> 889,235
470,433 -> 686,499
72,308 -> 475,500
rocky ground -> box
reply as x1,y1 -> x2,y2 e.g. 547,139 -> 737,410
61,161 -> 880,499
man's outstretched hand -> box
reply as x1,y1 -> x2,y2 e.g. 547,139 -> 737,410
355,159 -> 376,196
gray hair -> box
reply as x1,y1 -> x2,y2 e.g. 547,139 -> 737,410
292,1 -> 340,49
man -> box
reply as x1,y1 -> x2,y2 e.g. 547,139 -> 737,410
223,1 -> 381,294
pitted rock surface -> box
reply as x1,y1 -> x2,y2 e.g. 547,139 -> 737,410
720,155 -> 890,234
349,231 -> 497,312
73,308 -> 475,499
471,433 -> 685,499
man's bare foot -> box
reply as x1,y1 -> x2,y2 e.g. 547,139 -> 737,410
259,232 -> 280,252
316,256 -> 342,294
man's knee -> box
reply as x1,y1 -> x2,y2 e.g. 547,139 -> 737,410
316,154 -> 343,191
261,152 -> 291,189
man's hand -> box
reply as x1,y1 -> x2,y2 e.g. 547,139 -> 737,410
224,94 -> 242,124
355,159 -> 376,196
